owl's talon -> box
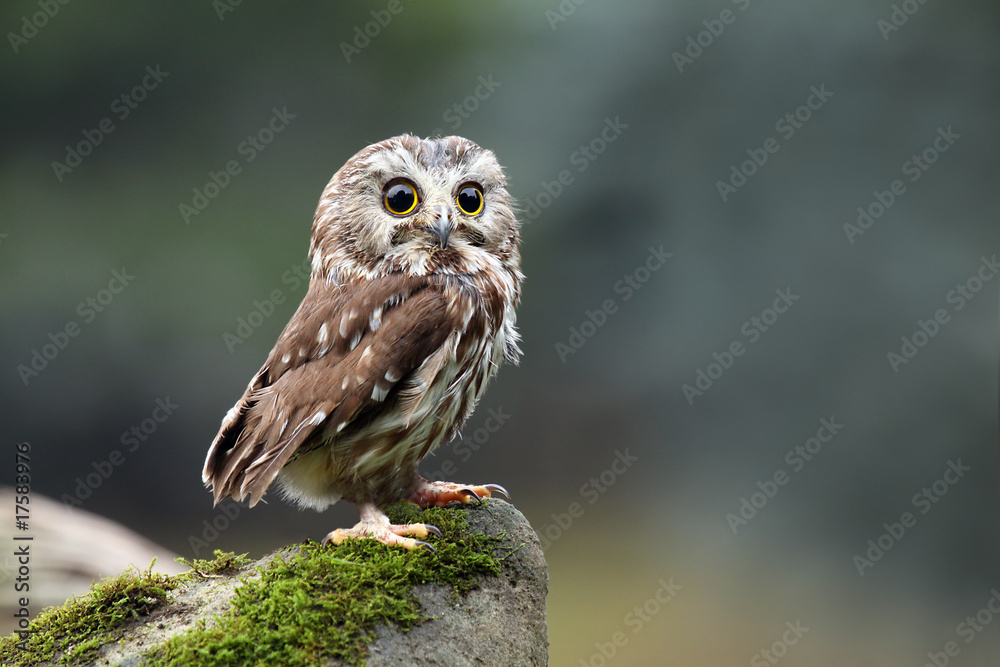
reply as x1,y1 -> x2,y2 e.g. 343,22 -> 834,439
322,504 -> 443,551
321,529 -> 348,546
482,483 -> 509,499
410,477 -> 509,508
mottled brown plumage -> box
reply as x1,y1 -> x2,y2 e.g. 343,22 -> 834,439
203,135 -> 522,549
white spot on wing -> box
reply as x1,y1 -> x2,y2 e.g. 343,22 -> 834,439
370,306 -> 383,331
281,353 -> 291,364
222,404 -> 240,424
385,369 -> 400,383
318,322 -> 328,346
372,384 -> 389,401
311,411 -> 327,425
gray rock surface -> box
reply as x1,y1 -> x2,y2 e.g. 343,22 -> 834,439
365,501 -> 549,666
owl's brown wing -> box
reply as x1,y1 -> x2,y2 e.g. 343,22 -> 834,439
203,274 -> 458,506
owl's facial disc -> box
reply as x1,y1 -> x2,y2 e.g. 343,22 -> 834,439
308,134 -> 517,283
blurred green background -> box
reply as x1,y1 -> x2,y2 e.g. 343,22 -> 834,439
2,1 -> 999,664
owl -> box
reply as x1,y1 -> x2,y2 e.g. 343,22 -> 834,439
202,135 -> 522,551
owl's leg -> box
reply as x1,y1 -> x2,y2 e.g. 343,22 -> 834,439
322,502 -> 442,552
409,475 -> 509,508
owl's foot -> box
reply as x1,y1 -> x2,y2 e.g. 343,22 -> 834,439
322,502 -> 441,552
410,477 -> 509,508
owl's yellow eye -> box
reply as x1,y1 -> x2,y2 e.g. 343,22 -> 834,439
456,183 -> 484,216
382,179 -> 419,216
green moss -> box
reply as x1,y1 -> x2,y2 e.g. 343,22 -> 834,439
0,550 -> 254,666
145,504 -> 503,667
0,507 -> 504,667
0,562 -> 177,666
175,550 -> 252,578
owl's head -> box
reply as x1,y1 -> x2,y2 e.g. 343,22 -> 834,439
310,135 -> 519,282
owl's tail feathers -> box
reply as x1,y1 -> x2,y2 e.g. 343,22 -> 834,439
238,403 -> 334,505
203,368 -> 268,502
203,373 -> 339,507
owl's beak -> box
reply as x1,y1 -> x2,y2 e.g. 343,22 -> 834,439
428,204 -> 453,248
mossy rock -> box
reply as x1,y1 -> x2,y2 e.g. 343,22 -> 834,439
0,500 -> 548,666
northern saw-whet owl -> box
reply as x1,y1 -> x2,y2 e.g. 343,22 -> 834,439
203,135 -> 522,550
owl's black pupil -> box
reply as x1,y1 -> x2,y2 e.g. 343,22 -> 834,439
458,187 -> 481,214
385,184 -> 415,214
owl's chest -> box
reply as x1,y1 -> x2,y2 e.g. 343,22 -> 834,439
421,310 -> 505,419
